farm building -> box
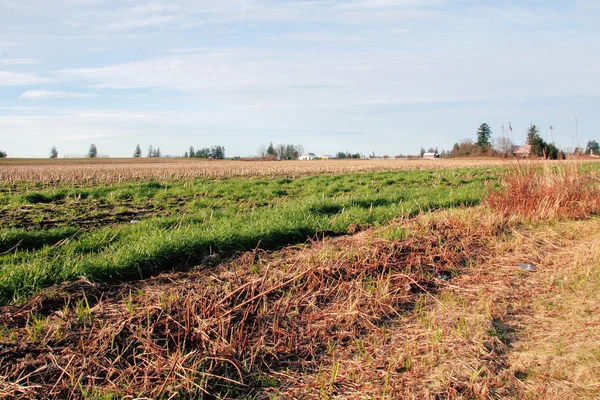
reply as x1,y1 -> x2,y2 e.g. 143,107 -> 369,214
512,144 -> 532,158
299,152 -> 318,160
319,155 -> 336,159
422,152 -> 439,159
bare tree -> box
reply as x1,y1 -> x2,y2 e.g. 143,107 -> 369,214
494,137 -> 514,155
257,145 -> 267,158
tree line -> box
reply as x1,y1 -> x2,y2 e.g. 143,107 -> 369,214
6,132 -> 599,160
184,145 -> 226,159
336,151 -> 361,159
425,123 -> 574,160
258,143 -> 304,160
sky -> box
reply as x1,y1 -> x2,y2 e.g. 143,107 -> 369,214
0,0 -> 599,158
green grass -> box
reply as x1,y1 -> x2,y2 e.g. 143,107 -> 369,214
0,168 -> 501,304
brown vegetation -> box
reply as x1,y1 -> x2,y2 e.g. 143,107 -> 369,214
486,161 -> 600,221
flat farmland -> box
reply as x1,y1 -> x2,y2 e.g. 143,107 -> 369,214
0,158 -> 505,304
1,158 -> 600,399
1,157 -> 517,185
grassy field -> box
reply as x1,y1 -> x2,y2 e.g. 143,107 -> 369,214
0,165 -> 499,304
1,158 -> 599,399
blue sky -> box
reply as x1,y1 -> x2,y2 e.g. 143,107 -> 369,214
0,0 -> 598,158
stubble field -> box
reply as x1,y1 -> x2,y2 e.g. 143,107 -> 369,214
1,157 -> 516,185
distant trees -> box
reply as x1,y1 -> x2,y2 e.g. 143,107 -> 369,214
185,145 -> 226,159
0,150 -> 6,158
145,145 -> 162,157
450,139 -> 481,157
526,124 -> 564,159
277,144 -> 304,160
49,146 -> 58,158
266,142 -> 277,157
133,144 -> 142,158
336,151 -> 361,159
585,140 -> 599,155
88,144 -> 98,158
258,143 -> 303,160
476,123 -> 492,150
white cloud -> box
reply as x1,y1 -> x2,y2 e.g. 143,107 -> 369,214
103,15 -> 180,30
0,70 -> 54,86
55,43 -> 600,106
56,133 -> 121,140
20,90 -> 99,99
0,58 -> 40,66
335,0 -> 445,9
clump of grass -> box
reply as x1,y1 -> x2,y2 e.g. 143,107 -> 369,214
485,161 -> 600,221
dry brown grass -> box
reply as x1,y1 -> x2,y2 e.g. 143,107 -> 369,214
0,157 -> 537,185
507,221 -> 600,399
485,161 -> 600,221
0,211 -> 495,399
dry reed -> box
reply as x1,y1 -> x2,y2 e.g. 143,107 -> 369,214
485,161 -> 600,221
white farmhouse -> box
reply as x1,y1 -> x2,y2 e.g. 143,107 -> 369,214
299,152 -> 318,160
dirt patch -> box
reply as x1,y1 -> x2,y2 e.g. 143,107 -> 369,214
2,198 -> 183,230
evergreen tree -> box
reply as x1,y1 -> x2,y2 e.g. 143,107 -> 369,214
49,146 -> 58,158
527,125 -> 545,156
147,145 -> 154,157
88,144 -> 98,158
476,123 -> 492,150
189,146 -> 195,158
133,144 -> 142,158
266,142 -> 277,156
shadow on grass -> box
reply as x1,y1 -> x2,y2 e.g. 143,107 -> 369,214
0,227 -> 82,253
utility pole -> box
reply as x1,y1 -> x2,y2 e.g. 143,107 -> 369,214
575,118 -> 579,151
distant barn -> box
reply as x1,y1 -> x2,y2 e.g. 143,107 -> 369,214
423,152 -> 439,159
512,144 -> 532,158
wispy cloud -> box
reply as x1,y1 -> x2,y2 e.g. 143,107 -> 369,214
0,58 -> 40,66
103,15 -> 180,31
0,70 -> 54,86
20,90 -> 99,99
56,133 -> 121,140
99,2 -> 182,31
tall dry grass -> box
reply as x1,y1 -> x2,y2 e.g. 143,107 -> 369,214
485,161 -> 600,221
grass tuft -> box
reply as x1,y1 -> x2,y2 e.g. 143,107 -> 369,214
485,161 -> 600,221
